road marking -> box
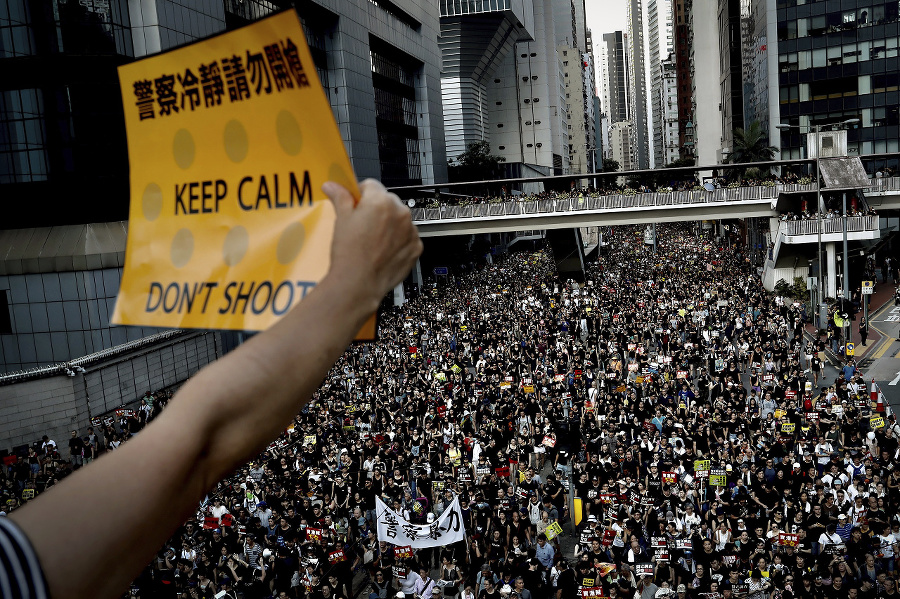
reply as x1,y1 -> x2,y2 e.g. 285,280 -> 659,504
873,338 -> 896,359
891,370 -> 900,386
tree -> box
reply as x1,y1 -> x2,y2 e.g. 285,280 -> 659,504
726,121 -> 777,180
602,158 -> 620,172
447,141 -> 506,184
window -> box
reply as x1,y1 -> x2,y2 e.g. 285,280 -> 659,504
0,290 -> 12,335
497,123 -> 504,128
498,146 -> 505,150
0,89 -> 48,183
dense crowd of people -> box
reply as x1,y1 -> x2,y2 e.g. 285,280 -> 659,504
3,222 -> 900,599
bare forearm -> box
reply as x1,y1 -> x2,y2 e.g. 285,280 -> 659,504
187,273 -> 376,481
10,276 -> 375,599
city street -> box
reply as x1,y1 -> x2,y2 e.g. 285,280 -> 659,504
859,297 -> 900,411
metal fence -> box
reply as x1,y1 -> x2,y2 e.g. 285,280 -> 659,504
783,215 -> 880,236
410,176 -> 900,223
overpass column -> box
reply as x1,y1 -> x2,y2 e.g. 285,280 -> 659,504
413,259 -> 423,291
546,228 -> 586,282
826,242 -> 838,299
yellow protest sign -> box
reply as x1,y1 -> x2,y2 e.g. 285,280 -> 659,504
545,521 -> 563,540
304,435 -> 317,445
871,416 -> 885,429
781,423 -> 796,433
113,11 -> 375,338
709,474 -> 726,487
524,385 -> 536,393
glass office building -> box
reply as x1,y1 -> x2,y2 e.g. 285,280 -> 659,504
776,0 -> 900,157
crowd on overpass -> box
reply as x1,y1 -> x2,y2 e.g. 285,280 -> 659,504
418,172 -> 820,209
3,223 -> 900,599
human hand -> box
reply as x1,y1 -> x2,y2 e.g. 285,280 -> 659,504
323,179 -> 423,314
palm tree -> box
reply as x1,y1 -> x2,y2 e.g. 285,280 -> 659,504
726,121 -> 777,180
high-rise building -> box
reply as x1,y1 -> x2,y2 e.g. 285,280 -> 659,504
438,1 -> 534,163
647,0 -> 677,166
626,0 -> 651,168
773,0 -> 899,158
718,0 -> 746,154
689,0 -> 724,166
601,31 -> 629,126
486,2 -> 568,176
480,0 -> 599,179
0,0 -> 449,372
741,0 -> 779,151
658,58 -> 681,164
609,120 -> 635,171
673,0 -> 694,157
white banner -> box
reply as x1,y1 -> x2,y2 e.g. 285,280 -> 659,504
376,496 -> 466,548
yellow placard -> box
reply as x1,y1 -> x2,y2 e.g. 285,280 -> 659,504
113,11 -> 374,338
304,435 -> 316,445
781,423 -> 796,433
709,474 -> 726,487
545,521 -> 563,540
524,385 -> 536,393
871,416 -> 885,429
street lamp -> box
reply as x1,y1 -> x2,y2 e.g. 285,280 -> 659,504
776,118 -> 859,334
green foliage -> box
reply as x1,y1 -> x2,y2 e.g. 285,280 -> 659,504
602,157 -> 620,172
774,276 -> 808,301
447,141 -> 506,183
726,121 -> 778,181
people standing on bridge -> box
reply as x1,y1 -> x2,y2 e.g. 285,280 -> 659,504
860,317 -> 869,346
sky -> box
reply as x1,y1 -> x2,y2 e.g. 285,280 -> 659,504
585,1 -> 628,42
585,0 -> 628,92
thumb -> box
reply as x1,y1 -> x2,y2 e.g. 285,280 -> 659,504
323,181 -> 355,216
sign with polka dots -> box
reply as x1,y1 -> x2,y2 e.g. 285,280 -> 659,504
113,10 -> 374,337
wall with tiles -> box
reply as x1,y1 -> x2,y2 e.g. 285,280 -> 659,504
0,268 -> 163,373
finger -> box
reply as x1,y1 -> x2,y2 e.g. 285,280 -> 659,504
359,178 -> 387,200
323,182 -> 355,216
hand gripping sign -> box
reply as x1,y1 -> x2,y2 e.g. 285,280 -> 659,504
113,10 -> 375,338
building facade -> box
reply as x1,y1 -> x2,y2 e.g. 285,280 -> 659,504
774,0 -> 899,158
689,0 -> 725,166
719,0 -> 746,154
626,0 -> 651,168
673,0 -> 695,156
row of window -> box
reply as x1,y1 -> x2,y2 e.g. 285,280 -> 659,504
439,0 -> 510,17
779,37 -> 900,69
778,3 -> 900,40
779,73 -> 900,103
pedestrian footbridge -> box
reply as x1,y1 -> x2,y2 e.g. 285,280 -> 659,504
410,177 -> 900,237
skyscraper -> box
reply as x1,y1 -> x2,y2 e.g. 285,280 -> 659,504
647,0 -> 678,166
601,31 -> 629,126
626,0 -> 651,168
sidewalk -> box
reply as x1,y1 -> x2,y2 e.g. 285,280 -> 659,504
803,277 -> 894,362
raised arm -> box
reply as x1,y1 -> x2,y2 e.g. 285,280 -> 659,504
10,179 -> 422,599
